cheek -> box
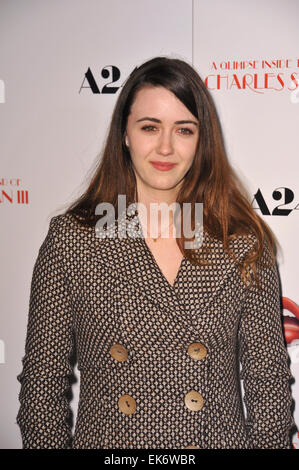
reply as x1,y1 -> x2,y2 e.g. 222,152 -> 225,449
178,141 -> 197,163
130,135 -> 153,159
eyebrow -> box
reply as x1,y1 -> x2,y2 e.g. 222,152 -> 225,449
136,117 -> 198,126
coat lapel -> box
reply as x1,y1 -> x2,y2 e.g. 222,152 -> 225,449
89,210 -> 253,327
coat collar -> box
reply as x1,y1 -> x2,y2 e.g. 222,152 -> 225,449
89,208 -> 253,328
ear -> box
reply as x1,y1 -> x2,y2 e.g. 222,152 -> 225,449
123,130 -> 129,147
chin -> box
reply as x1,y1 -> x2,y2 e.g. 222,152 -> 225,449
148,179 -> 178,189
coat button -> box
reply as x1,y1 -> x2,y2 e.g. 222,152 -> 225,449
184,390 -> 204,411
118,394 -> 137,415
187,342 -> 207,360
110,344 -> 128,362
185,445 -> 200,449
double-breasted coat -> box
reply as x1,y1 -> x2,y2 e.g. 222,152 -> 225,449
16,210 -> 295,449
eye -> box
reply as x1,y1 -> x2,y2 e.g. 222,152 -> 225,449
178,128 -> 194,135
141,125 -> 157,132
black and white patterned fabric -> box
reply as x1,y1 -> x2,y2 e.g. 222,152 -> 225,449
16,211 -> 295,449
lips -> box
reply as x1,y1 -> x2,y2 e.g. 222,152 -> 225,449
150,161 -> 177,171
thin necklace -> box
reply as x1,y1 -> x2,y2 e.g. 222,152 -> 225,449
145,219 -> 174,242
131,195 -> 176,242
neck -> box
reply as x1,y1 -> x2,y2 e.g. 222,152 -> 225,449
134,185 -> 178,238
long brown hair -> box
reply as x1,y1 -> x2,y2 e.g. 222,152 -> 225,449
61,56 -> 279,289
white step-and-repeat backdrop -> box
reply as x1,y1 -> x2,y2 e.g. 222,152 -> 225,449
0,0 -> 298,448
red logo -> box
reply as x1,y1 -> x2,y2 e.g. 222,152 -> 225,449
282,297 -> 299,345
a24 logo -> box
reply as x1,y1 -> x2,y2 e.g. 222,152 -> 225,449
252,188 -> 298,215
79,65 -> 137,94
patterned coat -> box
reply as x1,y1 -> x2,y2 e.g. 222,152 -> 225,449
16,211 -> 295,449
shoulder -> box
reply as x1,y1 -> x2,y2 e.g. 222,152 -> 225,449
47,212 -> 95,249
229,231 -> 275,263
204,230 -> 257,264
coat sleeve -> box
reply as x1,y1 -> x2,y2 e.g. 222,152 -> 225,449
237,239 -> 295,449
16,216 -> 74,449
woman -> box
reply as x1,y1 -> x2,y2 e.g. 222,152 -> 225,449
16,56 -> 295,449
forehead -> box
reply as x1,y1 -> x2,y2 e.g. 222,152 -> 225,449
129,85 -> 194,119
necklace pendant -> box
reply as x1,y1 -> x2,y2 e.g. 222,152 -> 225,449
152,238 -> 158,242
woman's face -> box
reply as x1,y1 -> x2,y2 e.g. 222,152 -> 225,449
125,85 -> 199,198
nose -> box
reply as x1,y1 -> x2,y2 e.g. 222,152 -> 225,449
156,130 -> 174,156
